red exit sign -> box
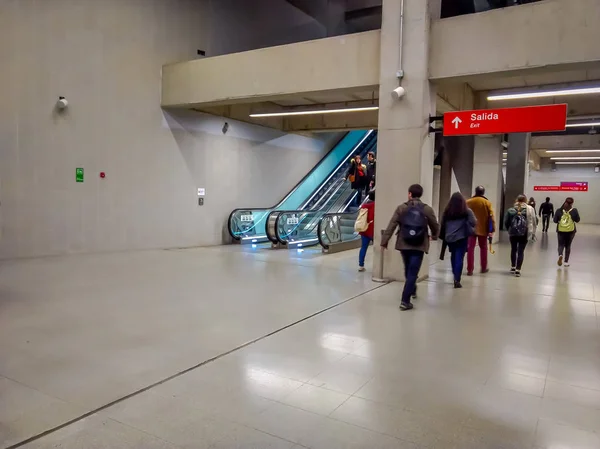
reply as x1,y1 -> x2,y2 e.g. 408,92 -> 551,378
443,104 -> 567,136
534,182 -> 588,192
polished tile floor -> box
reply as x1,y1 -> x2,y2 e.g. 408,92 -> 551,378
1,227 -> 600,448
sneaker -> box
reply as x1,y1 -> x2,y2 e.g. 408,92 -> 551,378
358,266 -> 366,272
481,268 -> 489,274
564,262 -> 570,267
467,272 -> 473,276
399,302 -> 414,311
558,255 -> 563,266
454,281 -> 462,288
515,270 -> 521,277
411,291 -> 417,300
510,267 -> 516,273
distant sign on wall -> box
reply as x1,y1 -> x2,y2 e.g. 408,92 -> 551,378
534,182 -> 588,192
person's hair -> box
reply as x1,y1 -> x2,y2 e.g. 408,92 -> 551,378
367,151 -> 375,158
529,197 -> 535,203
368,189 -> 375,201
354,154 -> 361,159
408,184 -> 423,199
516,194 -> 527,204
475,185 -> 485,196
546,197 -> 550,202
562,197 -> 574,211
443,192 -> 467,219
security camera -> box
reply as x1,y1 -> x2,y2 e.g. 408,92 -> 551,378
56,97 -> 68,110
391,86 -> 406,101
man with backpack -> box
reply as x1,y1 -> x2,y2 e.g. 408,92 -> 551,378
504,194 -> 536,277
381,184 -> 439,311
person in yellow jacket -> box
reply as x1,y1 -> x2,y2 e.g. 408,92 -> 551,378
465,186 -> 496,275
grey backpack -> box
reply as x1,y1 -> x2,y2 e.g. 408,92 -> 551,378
509,207 -> 528,237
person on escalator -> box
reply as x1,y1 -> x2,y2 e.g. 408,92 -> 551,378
346,155 -> 367,208
366,152 -> 377,188
357,190 -> 375,272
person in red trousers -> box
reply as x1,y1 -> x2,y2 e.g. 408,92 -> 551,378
465,186 -> 496,275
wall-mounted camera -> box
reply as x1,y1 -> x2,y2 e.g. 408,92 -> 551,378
391,86 -> 406,101
56,96 -> 69,110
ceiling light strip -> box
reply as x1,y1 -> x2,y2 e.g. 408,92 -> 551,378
550,156 -> 600,160
555,161 -> 600,165
250,106 -> 379,118
488,87 -> 600,101
565,122 -> 600,128
545,149 -> 600,153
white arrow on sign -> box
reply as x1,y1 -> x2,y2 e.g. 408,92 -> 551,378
452,117 -> 462,129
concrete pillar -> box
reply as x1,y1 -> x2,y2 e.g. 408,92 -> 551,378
472,136 -> 503,243
437,139 -> 452,219
432,167 -> 441,221
504,133 -> 530,214
446,136 -> 475,197
373,0 -> 440,281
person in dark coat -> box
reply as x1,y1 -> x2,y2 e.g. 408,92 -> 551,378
440,192 -> 477,288
366,152 -> 376,188
381,184 -> 440,311
346,155 -> 368,208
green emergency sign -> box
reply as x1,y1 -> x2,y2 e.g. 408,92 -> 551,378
76,168 -> 84,183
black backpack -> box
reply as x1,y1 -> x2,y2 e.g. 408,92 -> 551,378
509,207 -> 528,237
399,202 -> 427,245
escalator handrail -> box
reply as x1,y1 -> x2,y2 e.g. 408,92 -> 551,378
299,131 -> 374,210
273,179 -> 352,244
228,130 -> 374,241
227,132 -> 355,240
265,177 -> 346,244
317,210 -> 360,250
271,133 -> 376,244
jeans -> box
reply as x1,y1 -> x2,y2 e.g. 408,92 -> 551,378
448,239 -> 468,282
359,235 -> 372,267
467,235 -> 488,273
509,235 -> 528,270
353,188 -> 363,208
557,231 -> 575,262
542,214 -> 551,232
400,250 -> 424,305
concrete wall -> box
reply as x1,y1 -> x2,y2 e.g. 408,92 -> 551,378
162,30 -> 381,107
205,0 -> 327,56
430,0 -> 600,81
527,163 -> 600,225
0,0 -> 333,259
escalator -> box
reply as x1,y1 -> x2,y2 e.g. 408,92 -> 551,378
270,132 -> 377,249
228,130 -> 375,245
318,210 -> 362,253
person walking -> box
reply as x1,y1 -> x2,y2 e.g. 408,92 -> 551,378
346,155 -> 367,208
357,190 -> 375,272
539,197 -> 554,233
466,186 -> 496,275
528,197 -> 539,241
440,192 -> 477,288
554,197 -> 580,267
504,194 -> 536,277
381,184 -> 439,311
528,197 -> 537,211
